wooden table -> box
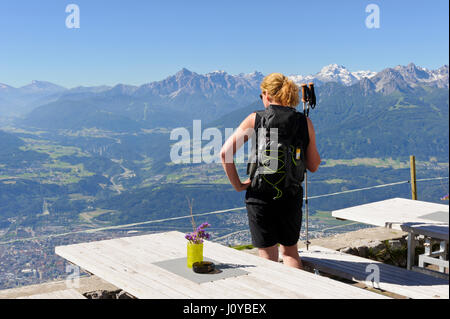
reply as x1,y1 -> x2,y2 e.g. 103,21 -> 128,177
332,198 -> 449,230
55,231 -> 389,299
332,198 -> 449,272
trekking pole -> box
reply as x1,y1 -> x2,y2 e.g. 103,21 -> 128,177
308,82 -> 316,110
301,84 -> 309,116
300,84 -> 311,251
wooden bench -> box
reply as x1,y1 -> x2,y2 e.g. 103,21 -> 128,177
298,246 -> 449,299
16,288 -> 86,299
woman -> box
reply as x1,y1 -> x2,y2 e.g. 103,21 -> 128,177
220,73 -> 320,269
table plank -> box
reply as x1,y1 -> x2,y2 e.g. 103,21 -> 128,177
401,223 -> 449,241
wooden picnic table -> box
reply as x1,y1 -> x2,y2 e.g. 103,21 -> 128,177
332,197 -> 449,272
55,231 -> 389,299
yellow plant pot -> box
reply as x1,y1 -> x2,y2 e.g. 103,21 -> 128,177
187,242 -> 203,268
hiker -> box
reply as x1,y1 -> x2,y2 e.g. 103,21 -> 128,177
220,73 -> 320,269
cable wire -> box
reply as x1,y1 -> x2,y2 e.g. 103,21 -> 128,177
1,176 -> 447,245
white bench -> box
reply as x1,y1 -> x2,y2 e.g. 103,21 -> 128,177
401,222 -> 448,273
299,246 -> 449,299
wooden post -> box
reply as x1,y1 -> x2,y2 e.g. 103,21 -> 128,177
410,155 -> 417,200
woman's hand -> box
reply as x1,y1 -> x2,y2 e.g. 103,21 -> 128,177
235,178 -> 251,192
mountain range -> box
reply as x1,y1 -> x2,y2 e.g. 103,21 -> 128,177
0,62 -> 447,134
289,63 -> 449,91
289,64 -> 377,86
2,63 -> 447,118
0,80 -> 111,117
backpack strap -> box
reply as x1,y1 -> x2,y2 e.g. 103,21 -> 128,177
253,109 -> 266,150
296,112 -> 310,151
254,110 -> 265,129
246,110 -> 265,178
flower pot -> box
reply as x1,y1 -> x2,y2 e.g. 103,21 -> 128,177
187,242 -> 203,268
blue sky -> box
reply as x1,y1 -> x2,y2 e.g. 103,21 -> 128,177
0,0 -> 448,88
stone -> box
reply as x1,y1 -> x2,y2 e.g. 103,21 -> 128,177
83,290 -> 101,299
84,289 -> 123,299
339,247 -> 354,254
117,290 -> 134,299
366,240 -> 385,255
357,246 -> 369,258
388,239 -> 403,249
399,235 -> 408,245
382,252 -> 392,262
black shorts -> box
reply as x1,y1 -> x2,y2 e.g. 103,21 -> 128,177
245,192 -> 303,248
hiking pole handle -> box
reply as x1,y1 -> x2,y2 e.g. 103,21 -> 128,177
301,84 -> 308,103
301,83 -> 309,116
308,82 -> 316,108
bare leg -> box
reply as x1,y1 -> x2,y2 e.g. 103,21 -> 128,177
258,245 -> 279,262
280,244 -> 303,269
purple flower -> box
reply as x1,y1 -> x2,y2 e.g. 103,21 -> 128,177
186,221 -> 211,244
199,222 -> 210,229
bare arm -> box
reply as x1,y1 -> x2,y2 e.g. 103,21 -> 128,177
305,117 -> 321,172
220,112 -> 256,192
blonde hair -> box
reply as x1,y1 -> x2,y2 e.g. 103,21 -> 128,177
260,73 -> 299,107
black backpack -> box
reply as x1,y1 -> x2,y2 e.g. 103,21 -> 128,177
246,104 -> 309,200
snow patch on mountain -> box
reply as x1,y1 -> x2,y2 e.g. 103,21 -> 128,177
289,64 -> 376,86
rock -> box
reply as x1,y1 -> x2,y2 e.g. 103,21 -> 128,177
84,289 -> 123,299
366,240 -> 385,255
382,252 -> 392,262
339,247 -> 354,254
399,235 -> 408,245
367,240 -> 384,248
117,290 -> 133,299
357,246 -> 369,258
85,290 -> 100,299
388,239 -> 403,249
